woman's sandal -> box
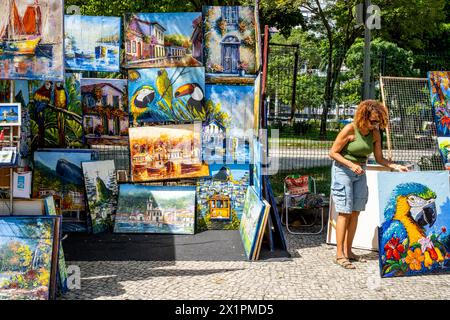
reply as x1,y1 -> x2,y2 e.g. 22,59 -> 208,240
347,255 -> 367,263
334,257 -> 356,269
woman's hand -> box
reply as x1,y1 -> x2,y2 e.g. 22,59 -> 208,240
350,164 -> 365,175
394,164 -> 410,172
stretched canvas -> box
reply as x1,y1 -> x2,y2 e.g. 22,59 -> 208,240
378,171 -> 450,278
128,67 -> 205,124
65,15 -> 121,72
0,216 -> 60,300
203,6 -> 257,83
428,71 -> 450,136
0,103 -> 21,126
129,123 -> 209,182
124,12 -> 202,69
114,185 -> 196,234
13,171 -> 31,198
81,78 -> 128,146
197,164 -> 250,231
252,138 -> 262,199
438,137 -> 450,170
82,160 -> 118,234
0,0 -> 64,81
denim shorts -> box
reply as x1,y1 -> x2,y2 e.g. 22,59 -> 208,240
331,161 -> 368,214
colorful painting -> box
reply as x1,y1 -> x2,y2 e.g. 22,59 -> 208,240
438,137 -> 450,170
129,123 -> 209,182
252,138 -> 262,199
0,216 -> 60,300
124,12 -> 202,69
378,172 -> 450,278
82,78 -> 128,146
0,80 -> 11,102
65,15 -> 121,72
0,0 -> 64,81
203,6 -> 257,84
128,67 -> 205,124
253,74 -> 261,135
28,73 -> 83,149
114,185 -> 196,234
0,103 -> 21,126
239,186 -> 268,259
82,160 -> 118,234
428,71 -> 450,136
197,164 -> 250,231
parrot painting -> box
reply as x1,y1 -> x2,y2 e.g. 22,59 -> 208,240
130,85 -> 155,124
156,69 -> 173,109
54,81 -> 68,147
174,83 -> 205,116
33,81 -> 52,147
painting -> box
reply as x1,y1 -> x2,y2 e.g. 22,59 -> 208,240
81,78 -> 128,146
252,200 -> 270,260
114,185 -> 196,234
239,186 -> 268,259
128,67 -> 205,124
28,73 -> 84,149
124,12 -> 202,69
253,74 -> 261,136
82,160 -> 118,234
252,138 -> 262,199
65,15 -> 121,72
0,103 -> 21,126
378,171 -> 450,278
438,137 -> 450,170
203,6 -> 257,84
13,171 -> 32,198
0,216 -> 60,300
0,0 -> 64,81
129,123 -> 209,182
197,164 -> 250,231
428,71 -> 450,136
204,84 -> 254,164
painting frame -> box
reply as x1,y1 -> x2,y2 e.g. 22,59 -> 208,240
0,103 -> 21,126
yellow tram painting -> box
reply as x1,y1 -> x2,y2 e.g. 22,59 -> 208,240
208,194 -> 232,220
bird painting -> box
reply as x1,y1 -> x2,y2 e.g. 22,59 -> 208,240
54,81 -> 68,147
175,83 -> 205,116
130,86 -> 155,125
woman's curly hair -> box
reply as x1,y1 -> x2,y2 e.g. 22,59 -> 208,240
354,100 -> 388,130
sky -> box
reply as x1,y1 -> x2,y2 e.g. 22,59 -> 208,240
82,78 -> 127,92
135,12 -> 201,37
34,150 -> 93,171
0,217 -> 53,245
82,160 -> 115,187
129,122 -> 201,140
119,184 -> 196,201
210,164 -> 250,180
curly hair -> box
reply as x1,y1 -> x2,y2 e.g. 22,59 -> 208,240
354,100 -> 388,130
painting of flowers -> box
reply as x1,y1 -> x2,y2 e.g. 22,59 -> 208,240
378,172 -> 450,277
428,71 -> 450,136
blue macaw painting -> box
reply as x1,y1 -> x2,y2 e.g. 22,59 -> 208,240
378,171 -> 450,278
0,103 -> 21,126
65,15 -> 121,72
428,71 -> 450,136
128,67 -> 205,124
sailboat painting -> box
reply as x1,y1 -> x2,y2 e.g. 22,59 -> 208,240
0,0 -> 64,81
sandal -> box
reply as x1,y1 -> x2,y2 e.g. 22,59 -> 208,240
347,255 -> 367,263
334,257 -> 356,269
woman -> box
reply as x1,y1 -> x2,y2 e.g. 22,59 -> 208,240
329,100 -> 409,269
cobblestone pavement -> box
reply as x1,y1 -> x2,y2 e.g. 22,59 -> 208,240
61,231 -> 450,300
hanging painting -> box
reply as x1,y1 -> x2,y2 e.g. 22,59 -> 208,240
197,164 -> 250,231
124,12 -> 202,69
0,0 -> 64,81
378,171 -> 450,278
203,6 -> 257,84
428,71 -> 450,136
82,160 -> 118,234
81,78 -> 128,146
129,123 -> 209,182
65,15 -> 121,72
128,67 -> 205,124
0,103 -> 21,126
252,138 -> 262,199
114,185 -> 196,234
438,137 -> 450,170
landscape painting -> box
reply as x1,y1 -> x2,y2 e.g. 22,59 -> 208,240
129,123 -> 209,182
128,67 -> 205,124
65,15 -> 121,72
0,216 -> 59,300
0,0 -> 64,81
438,137 -> 450,170
0,103 -> 21,126
378,171 -> 450,278
124,12 -> 202,69
114,185 -> 196,234
82,160 -> 118,234
428,71 -> 450,136
197,164 -> 250,231
203,6 -> 257,83
81,78 -> 128,146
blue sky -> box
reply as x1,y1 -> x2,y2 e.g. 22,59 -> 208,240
119,184 -> 196,201
135,12 -> 201,37
0,218 -> 53,245
210,164 -> 250,180
35,151 -> 93,171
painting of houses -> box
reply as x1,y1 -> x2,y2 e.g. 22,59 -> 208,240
81,78 -> 128,146
129,123 -> 210,182
124,12 -> 202,69
64,15 -> 121,72
428,71 -> 450,136
203,6 -> 257,84
114,184 -> 196,234
197,164 -> 250,231
0,0 -> 64,81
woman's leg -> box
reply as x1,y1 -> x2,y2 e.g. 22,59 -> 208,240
344,211 -> 360,258
336,213 -> 351,258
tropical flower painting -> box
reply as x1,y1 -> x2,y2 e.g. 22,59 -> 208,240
378,172 -> 450,278
428,71 -> 450,136
438,137 -> 450,170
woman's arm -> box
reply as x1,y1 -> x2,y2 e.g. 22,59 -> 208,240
373,129 -> 409,172
329,124 -> 364,175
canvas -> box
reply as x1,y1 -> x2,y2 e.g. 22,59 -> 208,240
13,171 -> 31,198
252,138 -> 262,199
0,103 -> 21,125
437,137 -> 450,170
203,6 -> 257,84
197,164 -> 250,231
252,200 -> 270,260
82,160 -> 118,234
128,67 -> 205,124
65,15 -> 121,72
28,73 -> 84,149
378,171 -> 450,278
253,74 -> 261,136
0,0 -> 64,81
0,216 -> 60,300
124,12 -> 202,69
114,185 -> 196,234
129,123 -> 209,182
82,78 -> 128,146
428,71 -> 450,136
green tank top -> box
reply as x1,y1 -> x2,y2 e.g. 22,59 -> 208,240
341,124 -> 374,163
